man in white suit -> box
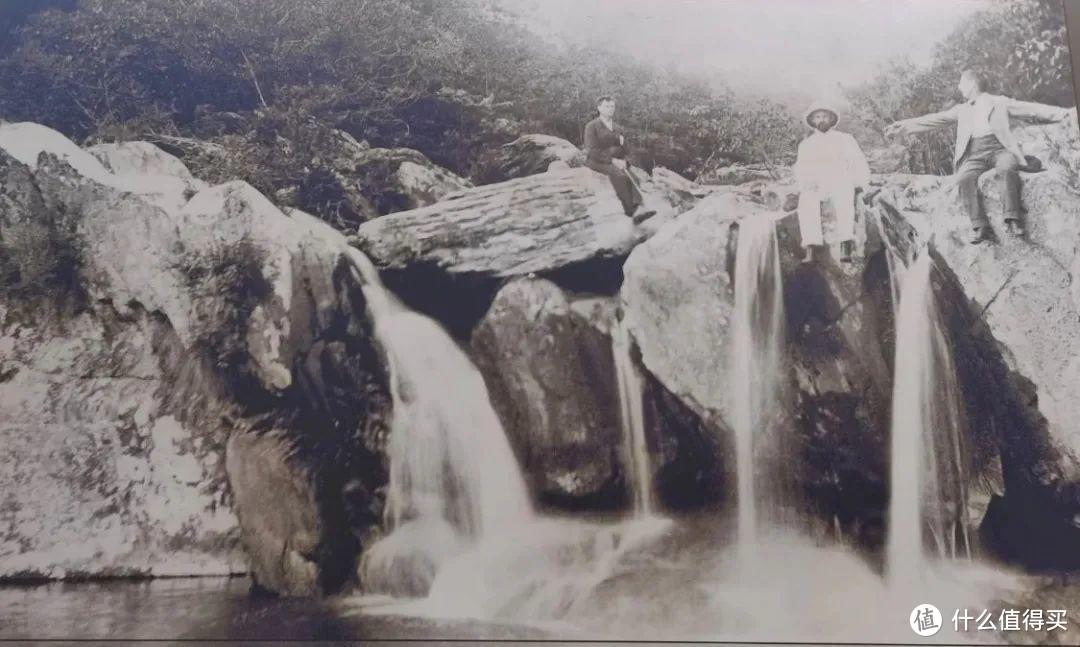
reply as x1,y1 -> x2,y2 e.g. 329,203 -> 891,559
885,69 -> 1073,244
794,101 -> 871,263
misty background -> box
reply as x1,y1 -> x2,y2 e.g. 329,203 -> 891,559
505,0 -> 986,102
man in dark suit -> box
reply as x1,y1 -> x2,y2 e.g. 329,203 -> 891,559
583,96 -> 655,223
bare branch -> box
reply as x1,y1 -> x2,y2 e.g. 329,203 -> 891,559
240,48 -> 269,109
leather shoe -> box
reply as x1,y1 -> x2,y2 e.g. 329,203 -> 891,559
1004,219 -> 1026,237
1019,155 -> 1043,173
969,226 -> 993,245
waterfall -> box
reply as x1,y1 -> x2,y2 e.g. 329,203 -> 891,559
728,216 -> 788,548
346,249 -> 534,594
883,247 -> 905,315
612,315 -> 653,516
887,252 -> 970,587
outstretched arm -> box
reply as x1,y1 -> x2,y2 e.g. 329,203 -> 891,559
1006,99 -> 1072,123
889,105 -> 960,135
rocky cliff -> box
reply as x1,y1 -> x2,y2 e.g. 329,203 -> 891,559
871,111 -> 1080,566
0,124 -> 391,593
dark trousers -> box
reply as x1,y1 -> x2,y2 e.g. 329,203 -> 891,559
956,135 -> 1022,229
586,159 -> 642,216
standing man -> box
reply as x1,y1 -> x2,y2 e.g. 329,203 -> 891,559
885,69 -> 1073,244
583,96 -> 655,223
793,101 -> 871,264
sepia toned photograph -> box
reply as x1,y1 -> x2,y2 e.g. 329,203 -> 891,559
1,0 -> 1079,644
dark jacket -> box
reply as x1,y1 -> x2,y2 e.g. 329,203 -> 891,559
583,117 -> 627,166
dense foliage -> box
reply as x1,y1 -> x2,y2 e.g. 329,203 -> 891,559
0,0 -> 801,182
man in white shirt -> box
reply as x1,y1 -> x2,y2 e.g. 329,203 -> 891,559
793,101 -> 871,263
885,69 -> 1073,244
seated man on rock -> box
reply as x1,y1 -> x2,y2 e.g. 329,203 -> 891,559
884,69 -> 1073,245
583,96 -> 655,224
793,100 -> 871,264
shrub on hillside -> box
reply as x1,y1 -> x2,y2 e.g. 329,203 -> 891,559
0,0 -> 800,188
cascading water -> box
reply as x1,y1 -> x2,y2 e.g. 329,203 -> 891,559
612,315 -> 653,517
340,244 -> 1012,645
887,251 -> 970,587
884,247 -> 906,315
345,249 -> 534,594
728,216 -> 789,549
341,249 -> 675,621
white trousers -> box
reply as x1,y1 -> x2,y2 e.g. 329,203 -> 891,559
798,186 -> 856,247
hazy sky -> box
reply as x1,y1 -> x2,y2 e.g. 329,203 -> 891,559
502,0 -> 993,103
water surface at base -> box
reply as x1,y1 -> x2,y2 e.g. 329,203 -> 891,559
0,576 -> 550,643
2,517 -> 1078,644
351,514 -> 1073,644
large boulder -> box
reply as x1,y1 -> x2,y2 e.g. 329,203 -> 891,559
699,163 -> 793,186
267,128 -> 472,226
619,190 -> 900,537
0,123 -> 391,592
352,165 -> 693,336
355,166 -> 687,280
496,134 -> 585,181
88,141 -> 204,184
470,278 -> 726,510
2,124 -> 202,217
650,166 -> 717,199
471,278 -> 623,503
98,143 -> 210,222
620,192 -> 744,425
0,135 -> 244,578
151,124 -> 471,227
342,144 -> 473,216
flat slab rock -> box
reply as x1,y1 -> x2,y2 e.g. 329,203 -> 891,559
354,167 -> 682,278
